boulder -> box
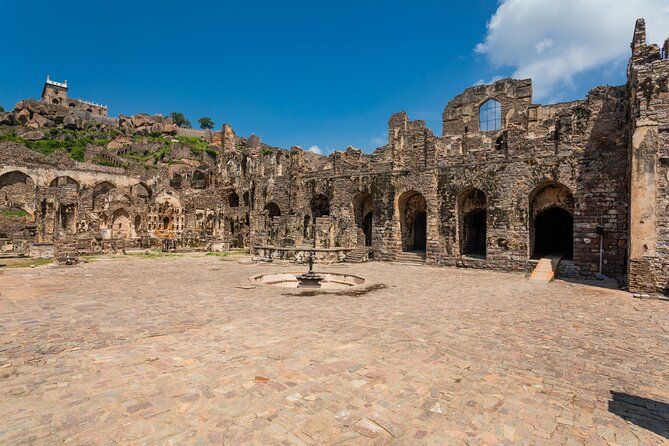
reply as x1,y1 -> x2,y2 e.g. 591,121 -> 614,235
63,115 -> 83,130
163,123 -> 177,135
20,130 -> 45,141
131,114 -> 149,128
27,114 -> 51,129
135,125 -> 150,135
15,109 -> 30,125
151,123 -> 164,133
0,113 -> 15,125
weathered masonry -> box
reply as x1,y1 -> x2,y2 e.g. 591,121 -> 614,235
1,19 -> 668,296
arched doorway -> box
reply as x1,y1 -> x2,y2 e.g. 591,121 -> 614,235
130,183 -> 152,200
352,193 -> 373,247
310,194 -> 330,218
398,191 -> 427,252
228,191 -> 240,208
530,182 -> 574,259
0,170 -> 35,212
264,202 -> 281,219
92,182 -> 115,211
458,188 -> 486,257
112,209 -> 131,239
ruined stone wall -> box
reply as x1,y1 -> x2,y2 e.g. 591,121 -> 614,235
627,19 -> 669,295
432,79 -> 630,281
3,20 -> 669,293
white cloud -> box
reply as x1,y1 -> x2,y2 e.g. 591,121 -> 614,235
476,0 -> 669,100
308,145 -> 323,155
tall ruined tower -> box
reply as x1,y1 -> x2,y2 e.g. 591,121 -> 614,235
627,18 -> 669,294
41,76 -> 68,105
40,75 -> 108,117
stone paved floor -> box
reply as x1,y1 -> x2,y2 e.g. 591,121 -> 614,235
0,254 -> 667,445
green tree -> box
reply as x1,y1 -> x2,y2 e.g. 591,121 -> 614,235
0,105 -> 5,113
198,116 -> 214,130
169,112 -> 191,128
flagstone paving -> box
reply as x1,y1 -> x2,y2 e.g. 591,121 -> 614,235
0,254 -> 667,445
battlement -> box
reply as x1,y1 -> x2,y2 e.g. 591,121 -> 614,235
45,75 -> 67,89
41,75 -> 108,117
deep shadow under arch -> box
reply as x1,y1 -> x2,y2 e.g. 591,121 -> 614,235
458,188 -> 486,257
398,190 -> 427,252
529,182 -> 574,259
353,193 -> 374,247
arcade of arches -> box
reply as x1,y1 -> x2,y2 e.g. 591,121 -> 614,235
4,43 -> 667,294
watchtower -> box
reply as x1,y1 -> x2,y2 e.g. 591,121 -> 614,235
41,75 -> 68,105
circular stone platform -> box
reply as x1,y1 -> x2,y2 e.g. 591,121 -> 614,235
250,272 -> 365,289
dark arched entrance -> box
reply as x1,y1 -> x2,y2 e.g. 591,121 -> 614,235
362,212 -> 373,246
534,207 -> 573,258
310,194 -> 330,218
530,182 -> 574,259
463,210 -> 486,256
353,193 -> 374,247
398,191 -> 427,252
458,188 -> 487,257
264,202 -> 281,219
412,211 -> 427,251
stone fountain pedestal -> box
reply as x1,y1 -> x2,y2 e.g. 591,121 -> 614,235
296,271 -> 324,288
296,251 -> 324,288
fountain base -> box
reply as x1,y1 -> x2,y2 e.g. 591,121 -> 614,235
295,272 -> 325,288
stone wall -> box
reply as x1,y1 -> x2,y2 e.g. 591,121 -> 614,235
627,19 -> 669,295
1,20 -> 668,294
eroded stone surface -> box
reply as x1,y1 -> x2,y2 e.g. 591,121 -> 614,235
0,255 -> 667,444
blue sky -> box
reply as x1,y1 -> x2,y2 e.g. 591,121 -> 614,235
2,0 -> 663,153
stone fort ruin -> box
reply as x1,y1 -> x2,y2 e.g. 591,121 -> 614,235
1,19 -> 668,296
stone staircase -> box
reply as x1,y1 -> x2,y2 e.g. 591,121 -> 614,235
529,255 -> 562,282
393,251 -> 426,265
343,247 -> 372,263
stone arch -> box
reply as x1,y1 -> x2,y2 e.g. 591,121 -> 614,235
398,190 -> 427,252
92,181 -> 116,211
529,182 -> 574,259
352,192 -> 374,247
228,191 -> 240,207
310,194 -> 330,219
458,188 -> 486,257
130,182 -> 152,200
264,202 -> 281,219
49,176 -> 80,191
111,209 -> 132,239
0,171 -> 35,213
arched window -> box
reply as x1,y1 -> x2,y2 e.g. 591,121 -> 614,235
228,192 -> 240,207
479,99 -> 502,132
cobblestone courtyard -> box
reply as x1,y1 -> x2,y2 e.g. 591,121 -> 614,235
0,254 -> 667,445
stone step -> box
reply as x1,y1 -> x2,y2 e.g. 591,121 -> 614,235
529,256 -> 562,282
343,247 -> 372,263
394,251 -> 426,265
